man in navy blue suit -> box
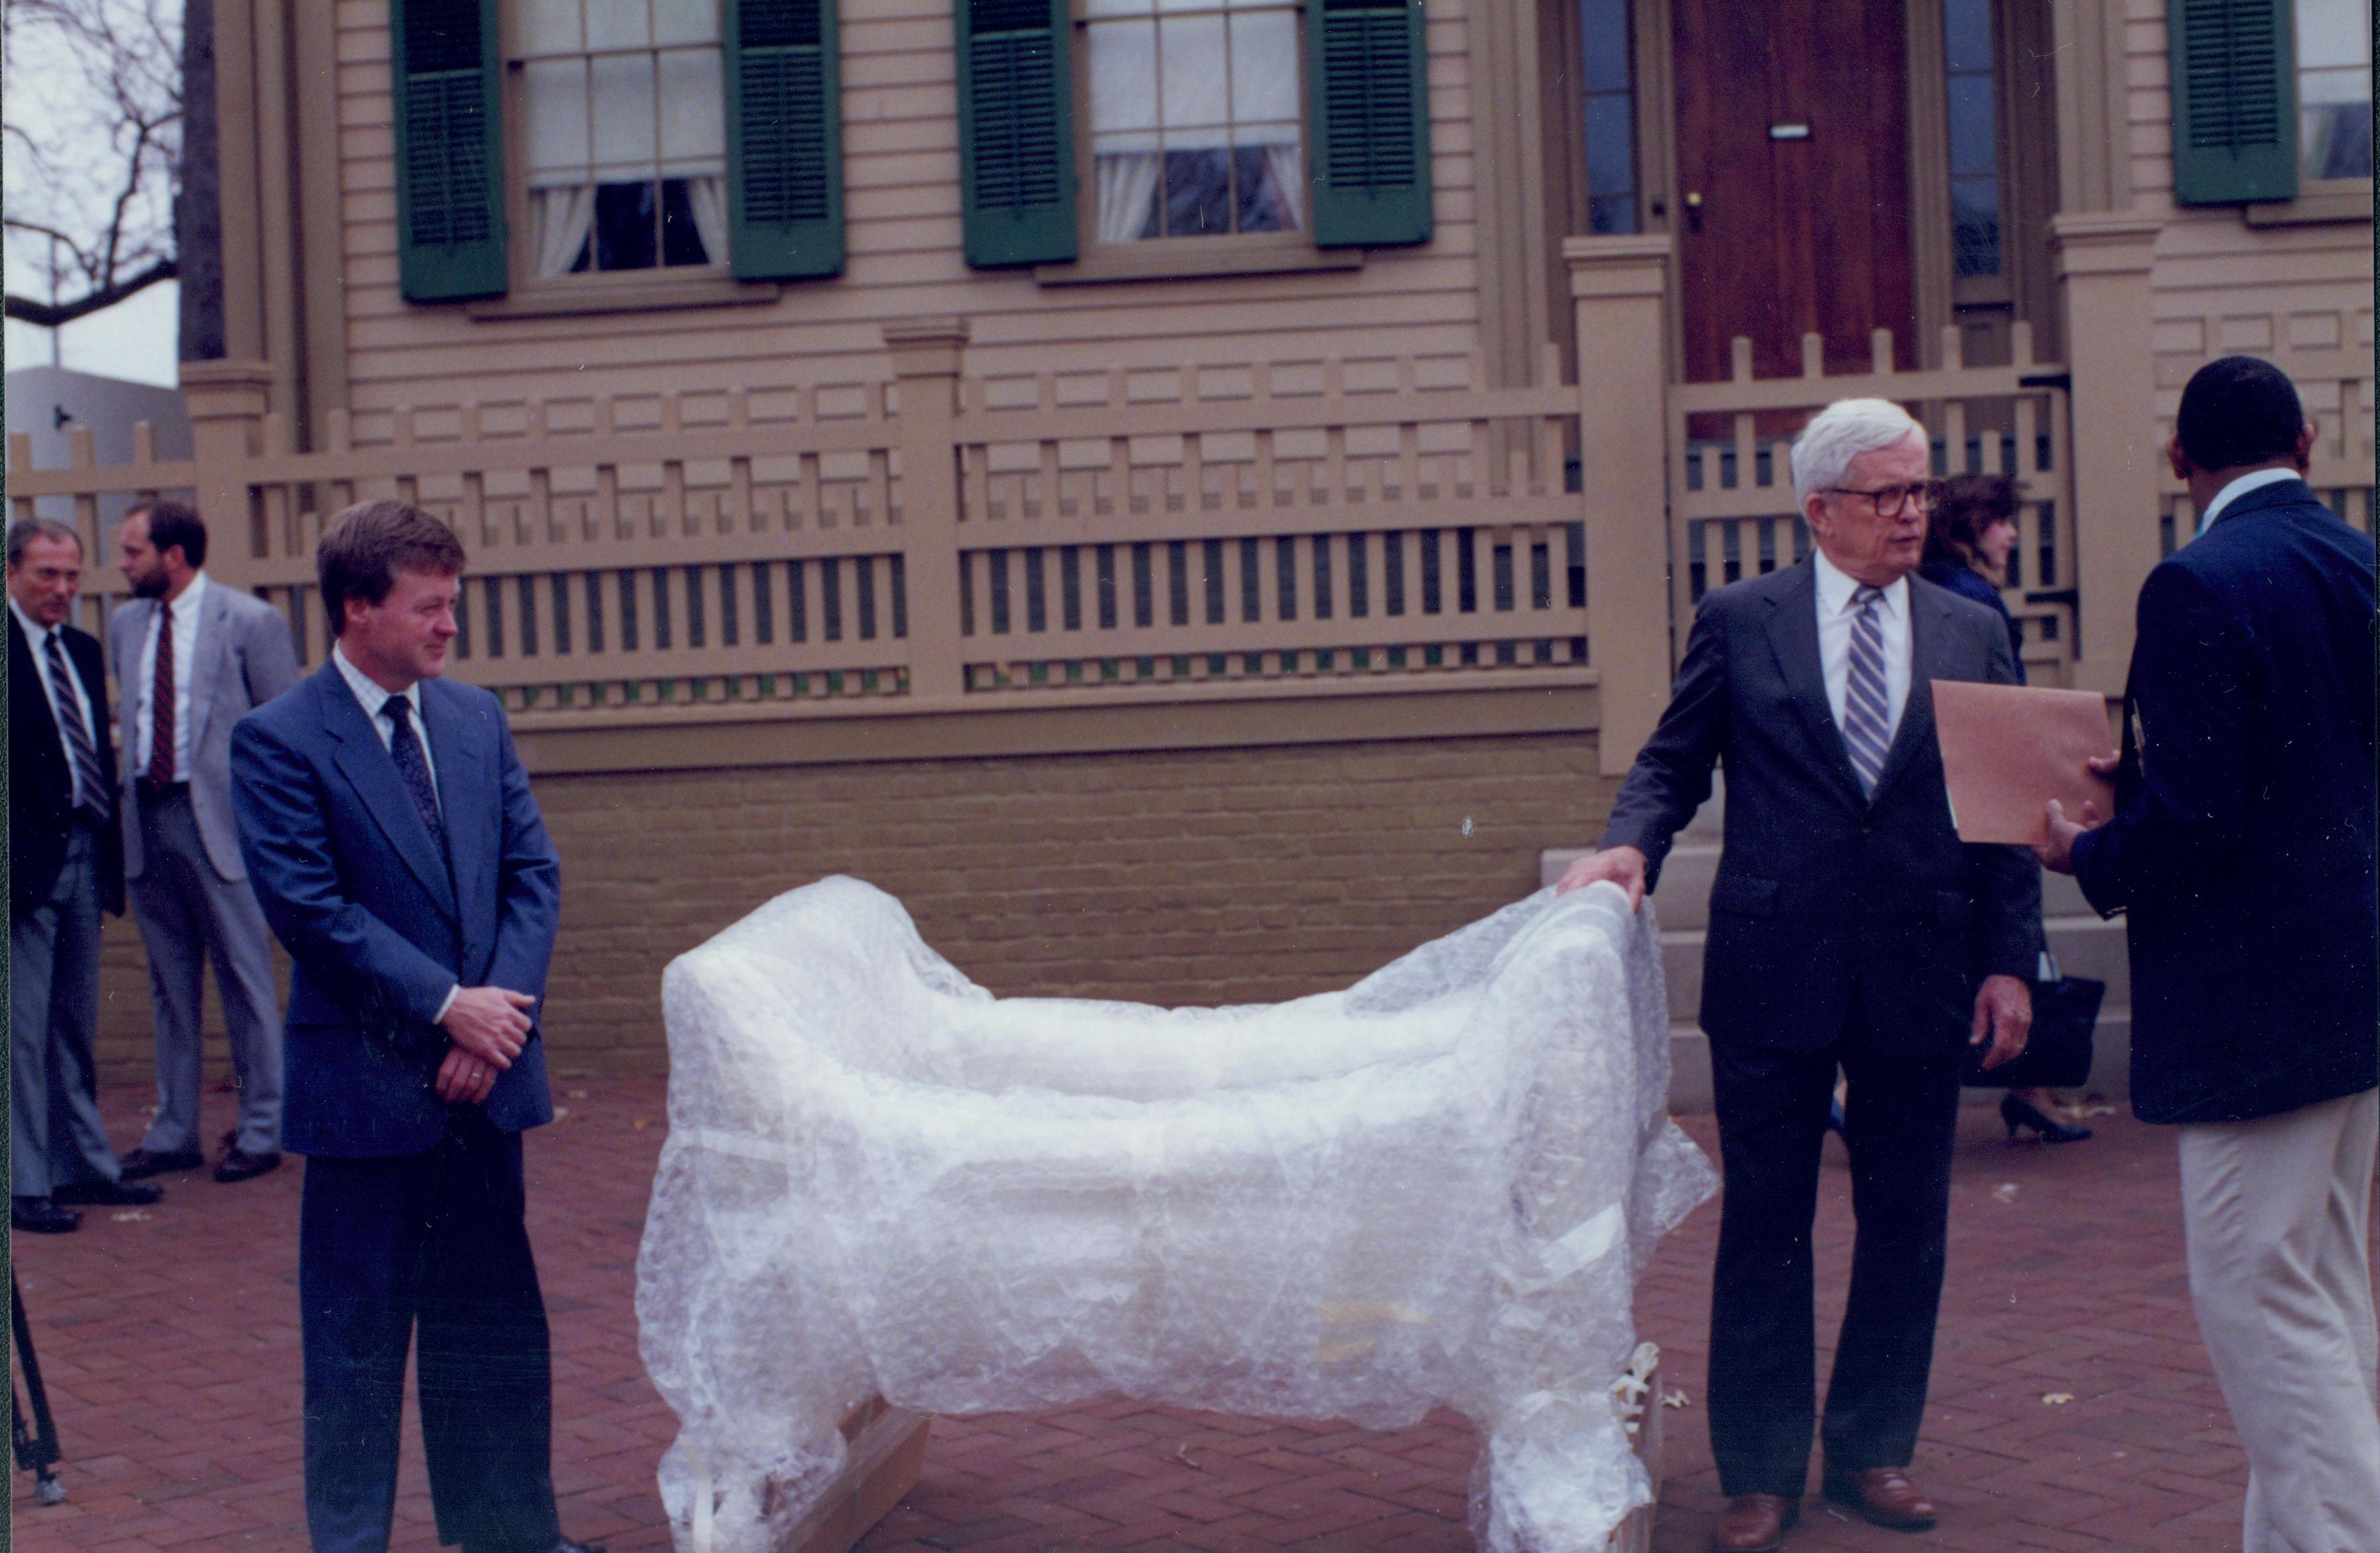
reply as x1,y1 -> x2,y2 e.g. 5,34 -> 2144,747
2041,356 -> 2378,1553
232,500 -> 600,1553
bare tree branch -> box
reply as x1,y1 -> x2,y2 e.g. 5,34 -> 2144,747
3,257 -> 179,326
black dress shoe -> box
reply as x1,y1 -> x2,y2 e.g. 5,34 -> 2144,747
52,1177 -> 164,1207
119,1146 -> 204,1179
214,1147 -> 283,1183
2001,1092 -> 2093,1144
12,1197 -> 82,1233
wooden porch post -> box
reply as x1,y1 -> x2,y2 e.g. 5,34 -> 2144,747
885,319 -> 972,702
1566,234 -> 1676,776
2051,214 -> 2162,696
179,360 -> 275,593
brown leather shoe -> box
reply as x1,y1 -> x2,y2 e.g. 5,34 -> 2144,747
1821,1465 -> 1938,1530
214,1147 -> 282,1183
1711,1493 -> 1799,1552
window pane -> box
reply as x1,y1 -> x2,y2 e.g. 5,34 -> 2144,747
1943,0 -> 1994,75
1086,0 -> 1155,15
587,0 -> 652,52
1161,148 -> 1234,236
652,0 -> 720,46
523,56 -> 592,177
660,179 -> 711,265
1946,73 -> 1997,177
1587,192 -> 1635,234
1951,176 -> 2000,276
1584,94 -> 1634,196
1090,17 -> 1160,146
1579,0 -> 1629,94
593,181 -> 658,269
656,46 -> 726,173
519,0 -> 583,54
2302,96 -> 2374,179
590,52 -> 659,175
1232,145 -> 1292,231
1158,14 -> 1230,147
2294,0 -> 2371,68
1228,10 -> 1298,123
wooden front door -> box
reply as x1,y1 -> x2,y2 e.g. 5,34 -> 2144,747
1671,0 -> 1915,383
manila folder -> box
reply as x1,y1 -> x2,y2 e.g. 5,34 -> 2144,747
1931,680 -> 2115,846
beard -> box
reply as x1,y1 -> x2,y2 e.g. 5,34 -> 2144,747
127,566 -> 169,598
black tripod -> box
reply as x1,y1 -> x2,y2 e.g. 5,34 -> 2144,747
11,1271 -> 66,1505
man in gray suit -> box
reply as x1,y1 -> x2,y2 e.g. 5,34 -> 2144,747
112,501 -> 301,1185
1562,399 -> 2040,1552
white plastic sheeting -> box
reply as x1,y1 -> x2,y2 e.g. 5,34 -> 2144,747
637,878 -> 1715,1553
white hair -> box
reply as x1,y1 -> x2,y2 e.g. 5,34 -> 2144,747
1790,398 -> 1927,505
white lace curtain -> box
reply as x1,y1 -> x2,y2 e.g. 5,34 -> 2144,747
527,176 -> 729,276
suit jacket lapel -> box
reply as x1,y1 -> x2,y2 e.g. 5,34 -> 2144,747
319,667 -> 461,924
419,680 -> 490,924
1763,564 -> 1868,808
1870,583 -> 1953,806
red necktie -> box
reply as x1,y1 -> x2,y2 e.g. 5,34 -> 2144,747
149,602 -> 176,784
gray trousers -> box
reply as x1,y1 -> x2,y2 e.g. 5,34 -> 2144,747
10,827 -> 124,1198
2178,1087 -> 2380,1553
130,786 -> 284,1157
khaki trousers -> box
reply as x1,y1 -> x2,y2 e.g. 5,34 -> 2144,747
2178,1087 -> 2380,1553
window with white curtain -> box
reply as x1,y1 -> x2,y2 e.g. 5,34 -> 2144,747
1082,0 -> 1305,244
514,0 -> 729,277
2294,0 -> 2373,183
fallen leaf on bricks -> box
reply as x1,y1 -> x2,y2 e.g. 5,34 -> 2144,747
552,1107 -> 571,1123
112,1209 -> 153,1222
632,1118 -> 651,1130
2042,1393 -> 2074,1406
1661,1389 -> 1690,1409
1991,1183 -> 2020,1202
1171,1442 -> 1201,1470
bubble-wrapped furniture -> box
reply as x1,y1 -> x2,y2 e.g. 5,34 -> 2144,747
636,878 -> 1715,1553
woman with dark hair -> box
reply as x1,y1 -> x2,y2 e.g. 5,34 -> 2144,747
1921,476 -> 2093,1144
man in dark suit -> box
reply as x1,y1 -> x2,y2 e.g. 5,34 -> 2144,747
1562,400 -> 2040,1552
2042,356 -> 2378,1552
231,500 -> 599,1553
9,518 -> 164,1233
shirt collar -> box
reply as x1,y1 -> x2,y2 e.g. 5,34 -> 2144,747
332,640 -> 423,726
1813,548 -> 1907,618
7,595 -> 53,645
162,571 -> 210,619
2197,467 -> 2300,534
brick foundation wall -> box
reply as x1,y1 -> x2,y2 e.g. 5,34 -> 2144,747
91,731 -> 1621,1085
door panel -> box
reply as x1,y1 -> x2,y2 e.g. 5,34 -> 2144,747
1672,0 -> 1915,384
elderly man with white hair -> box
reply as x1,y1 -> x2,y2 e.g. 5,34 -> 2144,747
1562,398 -> 2042,1552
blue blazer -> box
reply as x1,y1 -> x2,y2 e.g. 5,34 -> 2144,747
2071,479 -> 2378,1124
232,662 -> 561,1156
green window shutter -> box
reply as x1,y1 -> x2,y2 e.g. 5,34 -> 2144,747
1308,0 -> 1432,248
726,0 -> 844,279
2168,0 -> 2298,204
955,0 -> 1076,267
390,0 -> 506,301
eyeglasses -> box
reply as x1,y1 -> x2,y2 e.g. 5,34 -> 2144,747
1821,481 -> 1943,519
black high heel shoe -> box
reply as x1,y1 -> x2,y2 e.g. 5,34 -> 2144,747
2001,1092 -> 2092,1144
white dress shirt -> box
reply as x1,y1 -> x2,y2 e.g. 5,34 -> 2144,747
331,640 -> 439,808
1813,548 -> 1912,749
11,595 -> 102,811
2196,466 -> 2300,535
331,641 -> 456,1021
133,571 -> 208,780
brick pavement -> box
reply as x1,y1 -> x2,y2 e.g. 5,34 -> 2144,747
12,1077 -> 2366,1553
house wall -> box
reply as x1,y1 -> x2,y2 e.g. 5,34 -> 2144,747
314,0 -> 1488,443
89,730 -> 1621,1084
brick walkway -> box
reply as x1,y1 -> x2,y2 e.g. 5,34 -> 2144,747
13,1077 -> 2364,1553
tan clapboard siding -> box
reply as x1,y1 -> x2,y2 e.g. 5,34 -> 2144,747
332,0 -> 1489,417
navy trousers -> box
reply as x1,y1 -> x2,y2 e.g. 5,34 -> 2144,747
299,1108 -> 561,1553
1705,1017 -> 1964,1499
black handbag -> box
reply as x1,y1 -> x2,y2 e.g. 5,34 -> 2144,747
1963,975 -> 2104,1089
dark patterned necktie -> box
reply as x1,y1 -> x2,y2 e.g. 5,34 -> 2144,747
382,696 -> 446,849
43,629 -> 110,822
149,601 -> 177,784
1842,585 -> 1892,798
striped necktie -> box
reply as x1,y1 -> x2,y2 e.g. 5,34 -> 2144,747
43,630 -> 110,823
1842,585 -> 1892,798
149,599 -> 178,784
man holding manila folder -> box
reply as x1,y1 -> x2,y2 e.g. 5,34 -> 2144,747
1560,398 -> 2041,1552
2036,356 -> 2379,1553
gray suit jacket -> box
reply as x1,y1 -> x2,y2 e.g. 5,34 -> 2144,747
112,580 -> 301,881
1601,559 -> 2042,1060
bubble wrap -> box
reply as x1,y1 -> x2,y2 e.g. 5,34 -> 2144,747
636,877 -> 1716,1553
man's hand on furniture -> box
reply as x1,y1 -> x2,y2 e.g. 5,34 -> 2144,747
434,1047 -> 501,1105
1969,974 -> 2033,1069
1556,846 -> 1649,909
439,986 -> 535,1069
